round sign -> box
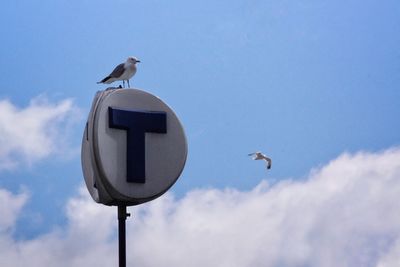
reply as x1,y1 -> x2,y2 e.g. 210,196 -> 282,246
81,88 -> 187,206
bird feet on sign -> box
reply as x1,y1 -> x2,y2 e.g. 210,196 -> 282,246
105,86 -> 123,91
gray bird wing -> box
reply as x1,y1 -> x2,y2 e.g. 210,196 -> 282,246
108,63 -> 126,78
265,157 -> 272,169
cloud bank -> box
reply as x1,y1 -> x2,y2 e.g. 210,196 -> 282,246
1,147 -> 400,266
0,96 -> 80,170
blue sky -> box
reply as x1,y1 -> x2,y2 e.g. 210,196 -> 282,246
0,1 -> 400,266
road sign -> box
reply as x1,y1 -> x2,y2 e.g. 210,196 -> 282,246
81,88 -> 187,206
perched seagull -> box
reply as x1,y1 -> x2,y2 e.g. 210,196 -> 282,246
248,152 -> 272,170
97,57 -> 140,88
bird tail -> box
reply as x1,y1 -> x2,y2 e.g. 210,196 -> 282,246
98,76 -> 111,84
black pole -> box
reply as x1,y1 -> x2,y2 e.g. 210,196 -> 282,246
118,205 -> 130,267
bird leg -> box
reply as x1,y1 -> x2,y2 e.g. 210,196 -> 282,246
123,80 -> 125,88
127,79 -> 130,88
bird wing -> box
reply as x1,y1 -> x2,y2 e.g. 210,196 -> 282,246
264,157 -> 272,169
108,63 -> 126,78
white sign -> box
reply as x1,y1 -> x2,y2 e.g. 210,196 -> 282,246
81,88 -> 187,206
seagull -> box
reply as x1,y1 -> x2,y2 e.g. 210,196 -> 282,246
97,57 -> 140,88
248,152 -> 272,169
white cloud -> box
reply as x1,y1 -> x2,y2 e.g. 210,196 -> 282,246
0,96 -> 80,170
1,147 -> 400,266
0,189 -> 28,233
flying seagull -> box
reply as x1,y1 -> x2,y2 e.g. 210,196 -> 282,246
97,57 -> 140,88
248,152 -> 272,169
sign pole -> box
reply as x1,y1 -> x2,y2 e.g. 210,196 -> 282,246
118,205 -> 130,267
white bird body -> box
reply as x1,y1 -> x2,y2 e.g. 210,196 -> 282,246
98,57 -> 140,87
249,151 -> 272,169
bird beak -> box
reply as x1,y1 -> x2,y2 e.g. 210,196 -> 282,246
136,60 -> 141,63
